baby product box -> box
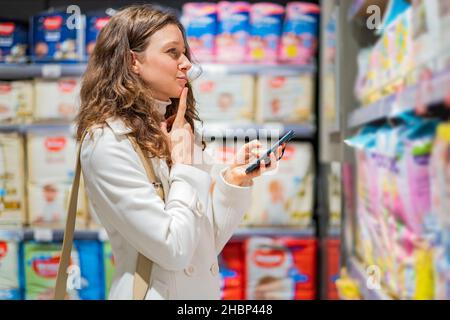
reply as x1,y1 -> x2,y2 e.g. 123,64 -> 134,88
192,74 -> 255,121
34,78 -> 80,120
279,2 -> 320,65
30,9 -> 85,63
0,20 -> 28,63
248,3 -> 284,63
219,241 -> 245,300
24,240 -> 104,300
0,133 -> 26,226
182,3 -> 217,62
103,241 -> 115,299
256,74 -> 313,123
85,9 -> 114,58
244,143 -> 314,227
326,238 -> 340,300
26,131 -> 76,183
216,1 -> 250,63
245,237 -> 317,300
0,241 -> 21,299
0,81 -> 34,122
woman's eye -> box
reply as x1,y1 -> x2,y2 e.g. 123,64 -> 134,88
167,49 -> 180,57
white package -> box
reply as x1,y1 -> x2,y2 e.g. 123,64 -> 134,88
0,81 -> 34,122
0,133 -> 26,226
256,75 -> 313,123
26,131 -> 76,184
27,181 -> 87,228
0,241 -> 19,290
34,78 -> 80,120
192,75 -> 255,121
244,143 -> 314,227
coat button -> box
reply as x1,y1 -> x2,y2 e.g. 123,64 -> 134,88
184,265 -> 195,277
210,262 -> 219,276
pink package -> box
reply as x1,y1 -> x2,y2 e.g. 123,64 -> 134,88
182,3 -> 217,62
216,2 -> 250,63
248,3 -> 285,63
279,2 -> 320,64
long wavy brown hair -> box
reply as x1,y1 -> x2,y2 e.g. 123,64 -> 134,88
76,4 -> 203,167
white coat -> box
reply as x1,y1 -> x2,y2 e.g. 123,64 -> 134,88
80,117 -> 253,300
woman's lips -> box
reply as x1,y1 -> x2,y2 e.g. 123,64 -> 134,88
176,77 -> 187,85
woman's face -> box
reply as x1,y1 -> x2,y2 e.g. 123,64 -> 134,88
133,24 -> 192,100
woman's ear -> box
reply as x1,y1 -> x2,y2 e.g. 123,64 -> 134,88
130,51 -> 140,75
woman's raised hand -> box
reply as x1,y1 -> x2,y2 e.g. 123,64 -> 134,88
160,87 -> 194,165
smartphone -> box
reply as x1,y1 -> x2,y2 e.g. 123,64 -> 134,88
245,130 -> 295,175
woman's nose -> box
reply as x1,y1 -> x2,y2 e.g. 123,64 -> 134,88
179,55 -> 192,71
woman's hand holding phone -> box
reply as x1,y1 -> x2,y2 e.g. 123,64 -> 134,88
223,140 -> 285,187
160,87 -> 194,165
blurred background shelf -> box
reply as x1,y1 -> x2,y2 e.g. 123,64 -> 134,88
347,258 -> 393,300
233,226 -> 315,239
347,68 -> 450,129
202,122 -> 316,139
0,63 -> 316,80
0,226 -> 315,242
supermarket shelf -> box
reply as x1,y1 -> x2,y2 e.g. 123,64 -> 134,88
347,258 -> 393,300
0,121 -> 75,133
0,63 -> 87,79
201,122 -> 316,139
0,63 -> 316,80
348,68 -> 450,128
200,63 -> 316,76
1,227 -> 315,242
232,227 -> 315,239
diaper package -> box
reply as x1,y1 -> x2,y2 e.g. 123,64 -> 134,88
182,3 -> 217,62
24,240 -> 104,300
30,10 -> 85,63
326,238 -> 340,300
0,81 -> 34,122
192,74 -> 254,121
248,3 -> 284,63
279,2 -> 320,65
245,237 -> 316,300
0,241 -> 21,299
0,133 -> 26,226
219,241 -> 245,300
256,74 -> 313,123
26,131 -> 87,228
27,131 -> 76,183
244,143 -> 314,227
34,78 -> 81,120
0,20 -> 28,63
85,9 -> 113,58
216,1 -> 250,63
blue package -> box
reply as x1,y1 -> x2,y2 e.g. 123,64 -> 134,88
85,9 -> 115,59
181,3 -> 217,62
30,9 -> 85,63
0,20 -> 28,63
248,3 -> 285,62
74,240 -> 105,300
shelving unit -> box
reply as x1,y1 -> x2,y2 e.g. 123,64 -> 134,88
348,68 -> 450,129
0,63 -> 316,80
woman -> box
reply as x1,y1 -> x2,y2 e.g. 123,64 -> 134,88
77,5 -> 283,300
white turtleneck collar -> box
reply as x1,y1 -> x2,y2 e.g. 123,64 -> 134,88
153,98 -> 172,116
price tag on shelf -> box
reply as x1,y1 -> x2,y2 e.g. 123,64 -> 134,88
33,228 -> 53,242
41,64 -> 62,79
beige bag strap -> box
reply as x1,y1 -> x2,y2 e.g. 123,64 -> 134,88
54,132 -> 165,300
127,136 -> 165,300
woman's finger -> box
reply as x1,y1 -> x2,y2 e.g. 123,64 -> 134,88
173,87 -> 188,128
